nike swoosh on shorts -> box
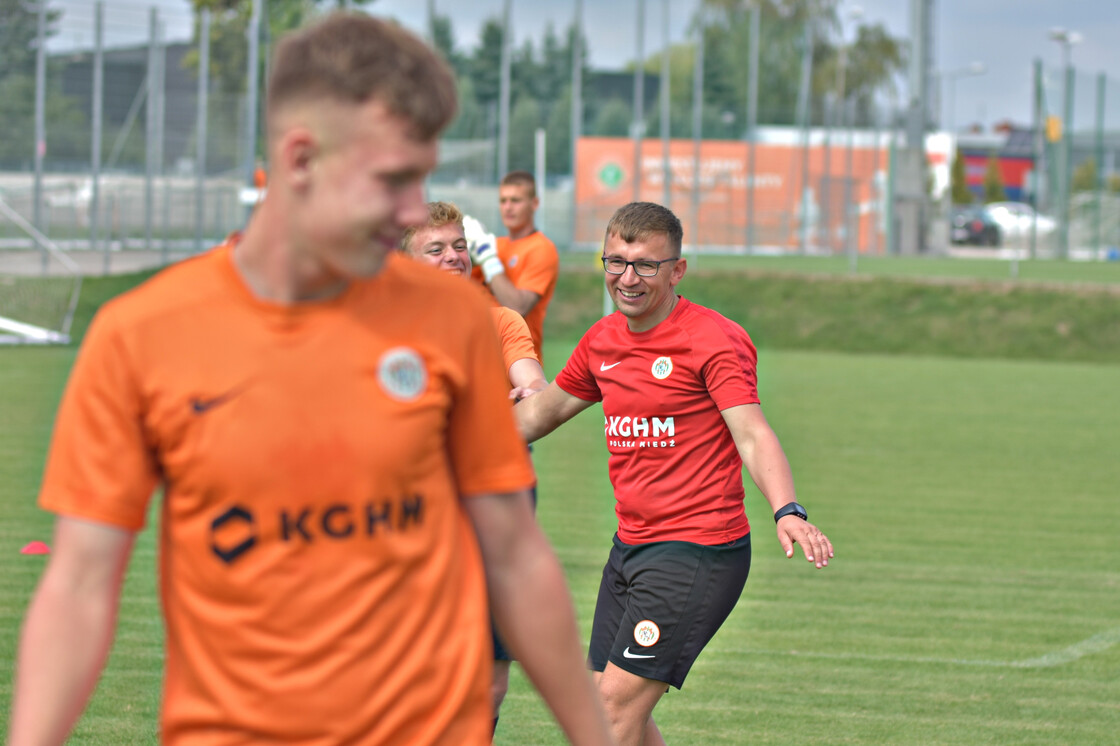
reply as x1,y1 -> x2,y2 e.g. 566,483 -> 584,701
622,647 -> 655,659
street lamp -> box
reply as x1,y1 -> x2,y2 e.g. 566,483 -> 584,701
939,61 -> 985,133
1049,26 -> 1081,259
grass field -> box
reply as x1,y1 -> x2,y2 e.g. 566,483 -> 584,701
3,335 -> 1118,744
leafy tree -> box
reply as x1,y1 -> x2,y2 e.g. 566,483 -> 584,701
950,149 -> 973,205
469,18 -> 503,107
429,13 -> 466,77
1071,158 -> 1098,193
0,0 -> 87,167
697,0 -> 904,128
1108,173 -> 1120,194
982,153 -> 1006,203
444,75 -> 486,140
507,96 -> 542,172
592,98 -> 632,137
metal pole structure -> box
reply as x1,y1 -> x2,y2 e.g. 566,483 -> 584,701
195,9 -> 211,253
34,0 -> 47,271
498,0 -> 512,179
690,11 -> 704,260
660,0 -> 671,208
845,98 -> 857,272
157,21 -> 169,259
869,108 -> 881,255
91,2 -> 104,268
145,8 -> 158,253
243,0 -> 262,224
796,21 -> 813,253
1029,58 -> 1042,261
1060,64 -> 1074,259
1093,72 -> 1105,256
632,0 -> 646,202
534,128 -> 546,235
570,0 -> 583,251
745,1 -> 759,254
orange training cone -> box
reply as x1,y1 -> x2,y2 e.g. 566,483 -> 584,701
20,541 -> 51,555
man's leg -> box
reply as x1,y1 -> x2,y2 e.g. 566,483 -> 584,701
594,664 -> 668,746
491,659 -> 511,735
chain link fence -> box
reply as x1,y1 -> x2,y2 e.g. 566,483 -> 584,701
2,0 -> 1119,292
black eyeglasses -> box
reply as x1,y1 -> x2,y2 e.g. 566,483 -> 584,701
601,256 -> 679,277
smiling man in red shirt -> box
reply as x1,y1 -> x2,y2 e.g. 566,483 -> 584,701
516,201 -> 835,746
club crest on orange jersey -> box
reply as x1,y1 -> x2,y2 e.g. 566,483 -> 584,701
378,347 -> 427,401
651,356 -> 673,380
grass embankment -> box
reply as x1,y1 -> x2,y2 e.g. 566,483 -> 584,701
546,267 -> 1120,364
71,259 -> 1120,364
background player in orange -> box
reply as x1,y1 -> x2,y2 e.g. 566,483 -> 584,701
465,170 -> 559,363
401,200 -> 547,402
515,202 -> 834,746
401,200 -> 547,736
8,13 -> 611,746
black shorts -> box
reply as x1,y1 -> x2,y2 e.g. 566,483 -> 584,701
587,531 -> 751,689
492,481 -> 538,662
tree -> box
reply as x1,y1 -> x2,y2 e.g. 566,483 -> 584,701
1071,158 -> 1098,193
0,0 -> 87,168
982,154 -> 1006,203
507,96 -> 542,173
950,150 -> 973,205
429,13 -> 466,78
592,99 -> 632,137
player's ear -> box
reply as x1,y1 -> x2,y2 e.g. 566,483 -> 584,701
278,126 -> 318,191
671,256 -> 687,283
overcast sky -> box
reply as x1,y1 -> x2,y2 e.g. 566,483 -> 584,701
51,0 -> 1120,132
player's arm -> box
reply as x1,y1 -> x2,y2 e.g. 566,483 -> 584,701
513,381 -> 595,443
507,357 -> 549,401
463,492 -> 613,746
486,273 -> 542,316
720,403 -> 834,569
8,515 -> 136,745
462,215 -> 543,316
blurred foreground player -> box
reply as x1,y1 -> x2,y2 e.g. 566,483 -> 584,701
8,13 -> 611,746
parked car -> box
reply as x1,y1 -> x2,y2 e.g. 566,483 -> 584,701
950,205 -> 1001,246
985,201 -> 1056,240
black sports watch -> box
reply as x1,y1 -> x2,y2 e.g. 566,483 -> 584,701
773,501 -> 808,523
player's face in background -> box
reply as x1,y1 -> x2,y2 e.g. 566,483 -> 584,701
405,223 -> 470,276
602,231 -> 686,333
296,100 -> 436,280
499,183 -> 537,234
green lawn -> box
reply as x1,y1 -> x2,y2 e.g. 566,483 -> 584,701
3,342 -> 1118,744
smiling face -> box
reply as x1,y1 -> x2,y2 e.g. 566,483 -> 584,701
602,230 -> 686,332
404,221 -> 470,276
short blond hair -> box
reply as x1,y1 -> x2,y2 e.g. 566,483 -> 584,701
401,202 -> 465,253
267,13 -> 457,141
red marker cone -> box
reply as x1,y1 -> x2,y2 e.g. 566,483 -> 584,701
20,541 -> 51,555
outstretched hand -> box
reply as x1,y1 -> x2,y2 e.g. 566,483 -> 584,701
776,517 -> 833,569
462,215 -> 503,281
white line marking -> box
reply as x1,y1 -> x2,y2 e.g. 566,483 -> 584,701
722,626 -> 1120,669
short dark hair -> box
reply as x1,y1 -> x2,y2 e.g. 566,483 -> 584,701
400,201 -> 464,253
603,202 -> 683,257
500,170 -> 538,199
267,12 -> 457,141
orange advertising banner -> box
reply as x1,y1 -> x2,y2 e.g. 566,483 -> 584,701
574,136 -> 891,254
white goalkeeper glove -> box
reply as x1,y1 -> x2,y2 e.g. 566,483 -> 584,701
462,214 -> 504,283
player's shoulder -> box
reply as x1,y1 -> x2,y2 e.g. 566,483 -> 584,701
672,297 -> 755,351
97,245 -> 232,330
381,253 -> 494,318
